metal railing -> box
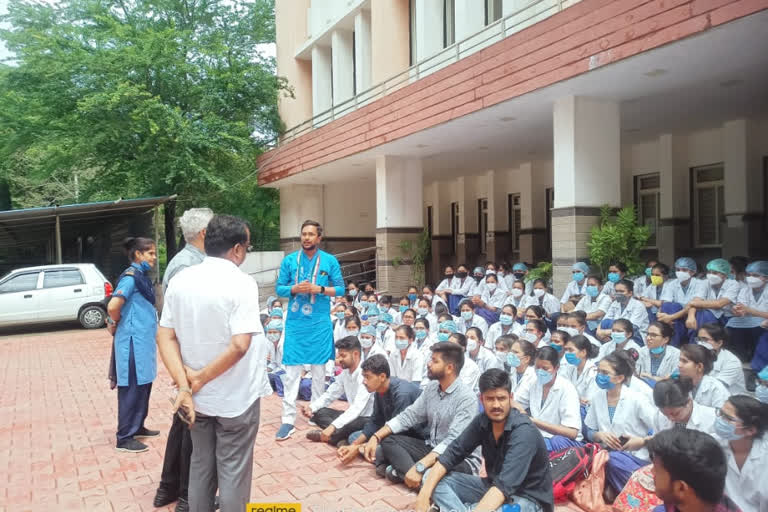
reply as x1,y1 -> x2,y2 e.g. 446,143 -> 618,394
251,246 -> 377,305
273,0 -> 576,148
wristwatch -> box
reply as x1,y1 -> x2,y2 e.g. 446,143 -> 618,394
320,286 -> 326,295
415,462 -> 426,474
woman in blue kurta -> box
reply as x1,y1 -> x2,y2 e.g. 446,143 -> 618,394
107,237 -> 159,453
274,220 -> 345,441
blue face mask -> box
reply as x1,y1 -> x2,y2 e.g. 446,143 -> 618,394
671,369 -> 680,379
573,272 -> 585,282
607,272 -> 620,283
550,343 -> 563,353
565,352 -> 581,366
334,311 -> 345,319
507,353 -> 521,368
140,261 -> 152,272
611,332 -> 627,344
755,384 -> 768,404
595,373 -> 615,390
271,307 -> 284,317
499,314 -> 514,326
399,305 -> 408,313
368,316 -> 379,324
408,293 -> 418,302
461,311 -> 473,321
415,329 -> 427,340
418,307 -> 429,316
437,332 -> 451,342
536,369 -> 554,386
395,338 -> 410,350
523,318 -> 529,325
645,267 -> 653,278
376,323 -> 388,332
586,285 -> 599,297
650,345 -> 666,355
714,416 -> 743,441
349,289 -> 358,297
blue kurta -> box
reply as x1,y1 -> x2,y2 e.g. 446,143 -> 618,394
276,249 -> 345,366
113,263 -> 158,386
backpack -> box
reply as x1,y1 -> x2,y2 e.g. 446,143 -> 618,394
548,443 -> 600,503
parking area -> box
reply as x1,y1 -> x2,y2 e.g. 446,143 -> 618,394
0,327 -> 581,512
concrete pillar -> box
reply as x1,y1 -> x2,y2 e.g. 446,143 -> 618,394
376,156 -> 424,294
279,184 -> 325,253
657,134 -> 690,264
722,119 -> 763,258
455,0 -> 485,42
371,0 -> 410,84
415,0 -> 444,62
331,30 -> 354,106
311,45 -> 332,117
517,162 -> 550,264
552,96 -> 620,296
354,10 -> 372,93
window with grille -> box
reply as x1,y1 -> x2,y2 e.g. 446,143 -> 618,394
485,0 -> 503,24
692,164 -> 724,247
444,0 -> 455,48
508,193 -> 521,252
634,173 -> 660,248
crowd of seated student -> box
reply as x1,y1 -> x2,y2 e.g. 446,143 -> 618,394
260,262 -> 768,512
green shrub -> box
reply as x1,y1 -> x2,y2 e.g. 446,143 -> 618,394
587,205 -> 650,277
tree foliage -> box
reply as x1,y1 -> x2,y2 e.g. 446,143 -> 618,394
587,205 -> 651,277
0,0 -> 285,254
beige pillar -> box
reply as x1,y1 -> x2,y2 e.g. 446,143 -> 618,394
371,0 -> 410,84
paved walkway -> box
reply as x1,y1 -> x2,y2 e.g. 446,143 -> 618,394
0,326 -> 581,512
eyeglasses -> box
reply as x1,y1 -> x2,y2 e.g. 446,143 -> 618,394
716,408 -> 743,425
646,333 -> 663,339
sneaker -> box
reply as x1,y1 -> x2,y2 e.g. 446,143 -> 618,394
375,464 -> 388,478
385,465 -> 403,484
306,429 -> 322,442
275,423 -> 296,441
116,438 -> 149,453
134,427 -> 160,439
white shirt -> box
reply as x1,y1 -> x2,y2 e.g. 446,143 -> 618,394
728,284 -> 768,329
560,280 -> 588,304
702,279 -> 741,318
711,348 -> 747,395
471,346 -> 504,373
486,322 -> 522,349
502,292 -> 527,311
456,314 -> 489,338
633,276 -> 651,298
516,374 -> 582,440
693,375 -> 730,409
378,329 -> 396,354
585,385 -> 657,460
574,294 -> 613,331
310,364 -> 374,430
604,297 -> 650,340
449,276 -> 474,297
660,277 -> 709,306
521,292 -> 560,316
333,319 -> 349,341
160,257 -> 269,418
560,358 -> 598,401
480,288 -> 507,310
458,357 -> 481,394
388,344 -> 426,383
652,401 -> 717,436
641,281 -> 671,314
436,277 -> 453,293
636,345 -> 680,378
511,365 -> 537,395
360,342 -> 387,362
722,435 -> 768,512
266,336 -> 284,373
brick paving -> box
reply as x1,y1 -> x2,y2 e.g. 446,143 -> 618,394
0,326 -> 582,512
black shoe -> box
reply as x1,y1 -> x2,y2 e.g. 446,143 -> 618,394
115,438 -> 149,453
135,427 -> 161,438
385,465 -> 403,484
375,464 -> 388,478
153,487 -> 179,507
175,497 -> 189,512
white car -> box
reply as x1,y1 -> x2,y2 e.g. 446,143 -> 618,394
0,263 -> 113,329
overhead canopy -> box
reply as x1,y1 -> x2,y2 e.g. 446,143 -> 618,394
0,196 -> 174,281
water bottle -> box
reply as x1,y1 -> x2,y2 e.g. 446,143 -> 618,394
501,504 -> 521,512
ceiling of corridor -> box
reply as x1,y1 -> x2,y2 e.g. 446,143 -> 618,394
267,10 -> 768,187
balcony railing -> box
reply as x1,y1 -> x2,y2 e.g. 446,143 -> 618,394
273,0 -> 579,148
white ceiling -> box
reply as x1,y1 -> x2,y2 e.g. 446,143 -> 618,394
269,10 -> 768,187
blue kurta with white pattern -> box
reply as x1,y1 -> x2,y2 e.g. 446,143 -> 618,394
113,263 -> 158,386
276,250 -> 344,366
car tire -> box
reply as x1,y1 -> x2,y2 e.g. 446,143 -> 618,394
79,305 -> 106,329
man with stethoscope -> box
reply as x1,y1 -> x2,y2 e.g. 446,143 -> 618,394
274,220 -> 345,441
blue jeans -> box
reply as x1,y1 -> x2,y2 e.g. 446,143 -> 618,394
426,471 -> 543,512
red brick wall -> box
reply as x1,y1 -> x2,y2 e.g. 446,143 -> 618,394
258,0 -> 768,185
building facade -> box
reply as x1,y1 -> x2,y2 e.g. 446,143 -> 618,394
261,0 -> 768,295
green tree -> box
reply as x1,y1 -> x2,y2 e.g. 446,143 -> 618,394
587,205 -> 650,277
0,0 -> 286,256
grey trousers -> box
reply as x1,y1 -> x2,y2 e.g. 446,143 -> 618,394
189,398 -> 261,512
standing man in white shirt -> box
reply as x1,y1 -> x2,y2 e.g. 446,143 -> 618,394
157,215 -> 270,512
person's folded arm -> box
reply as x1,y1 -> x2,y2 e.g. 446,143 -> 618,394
331,381 -> 372,430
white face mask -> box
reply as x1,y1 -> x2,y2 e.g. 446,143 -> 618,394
746,276 -> 764,289
533,288 -> 545,298
707,273 -> 723,286
360,336 -> 374,349
487,283 -> 497,293
675,270 -> 692,282
466,339 -> 478,352
511,288 -> 523,298
562,327 -> 579,337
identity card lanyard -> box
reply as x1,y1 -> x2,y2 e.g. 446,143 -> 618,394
295,251 -> 321,313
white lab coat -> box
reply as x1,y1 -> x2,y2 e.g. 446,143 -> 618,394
388,344 -> 426,383
692,375 -> 730,409
711,348 -> 747,395
471,346 -> 504,373
722,435 -> 768,512
416,312 -> 439,333
449,276 -> 474,297
511,365 -> 537,395
652,400 -> 716,436
560,358 -> 599,401
502,291 -> 528,311
597,338 -> 642,362
574,293 -> 613,331
634,276 -> 651,298
521,292 -> 560,317
378,329 -> 396,354
660,277 -> 709,306
456,313 -> 489,338
560,279 -> 589,304
702,279 -> 741,318
636,345 -> 681,378
360,341 -> 387,362
480,288 -> 507,310
604,297 -> 650,340
728,284 -> 768,329
585,385 -> 658,460
486,321 -> 523,349
517,374 -> 583,440
641,281 -> 671,314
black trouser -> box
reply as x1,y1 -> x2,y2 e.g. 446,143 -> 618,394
158,414 -> 192,500
311,407 -> 371,445
380,434 -> 473,475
